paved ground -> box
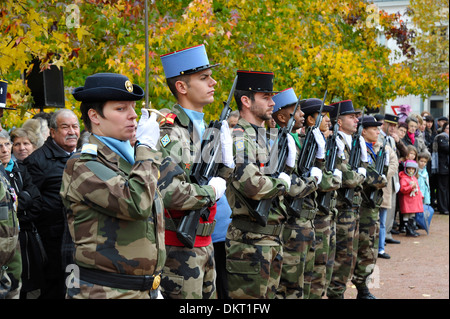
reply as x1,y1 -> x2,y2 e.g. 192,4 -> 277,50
344,213 -> 449,299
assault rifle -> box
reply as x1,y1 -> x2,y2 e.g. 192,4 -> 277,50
176,76 -> 238,248
342,108 -> 365,207
249,97 -> 301,226
366,136 -> 388,208
288,90 -> 327,216
317,102 -> 341,213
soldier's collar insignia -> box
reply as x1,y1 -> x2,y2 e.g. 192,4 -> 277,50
160,134 -> 171,148
81,143 -> 98,155
125,80 -> 133,92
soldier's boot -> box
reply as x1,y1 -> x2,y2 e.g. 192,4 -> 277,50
356,285 -> 376,299
405,219 -> 419,237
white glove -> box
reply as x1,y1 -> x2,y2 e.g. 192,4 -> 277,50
384,149 -> 390,166
357,167 -> 367,177
136,109 -> 160,149
359,135 -> 368,162
278,172 -> 291,191
310,166 -> 323,184
286,134 -> 296,168
333,168 -> 342,180
208,177 -> 227,201
220,120 -> 234,168
313,127 -> 326,159
336,137 -> 345,159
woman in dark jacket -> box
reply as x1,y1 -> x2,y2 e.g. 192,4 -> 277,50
435,122 -> 449,215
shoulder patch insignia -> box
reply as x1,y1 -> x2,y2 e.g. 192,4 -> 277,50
81,143 -> 98,155
235,140 -> 245,152
160,134 -> 171,148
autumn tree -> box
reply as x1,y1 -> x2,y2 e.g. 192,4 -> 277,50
1,0 -> 447,129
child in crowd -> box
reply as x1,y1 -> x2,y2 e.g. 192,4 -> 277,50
399,145 -> 418,173
417,152 -> 434,232
398,160 -> 424,237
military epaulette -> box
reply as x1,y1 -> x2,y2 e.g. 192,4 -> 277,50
160,113 -> 177,126
81,143 -> 98,156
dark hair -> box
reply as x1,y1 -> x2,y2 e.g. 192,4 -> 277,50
398,122 -> 408,130
443,122 -> 449,131
418,152 -> 431,162
80,101 -> 106,132
166,74 -> 191,99
234,89 -> 255,111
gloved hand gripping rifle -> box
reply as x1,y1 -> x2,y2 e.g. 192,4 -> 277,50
248,97 -> 301,227
176,76 -> 238,248
288,90 -> 327,216
317,102 -> 341,213
342,108 -> 365,207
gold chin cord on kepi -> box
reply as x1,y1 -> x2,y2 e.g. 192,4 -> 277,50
142,101 -> 168,125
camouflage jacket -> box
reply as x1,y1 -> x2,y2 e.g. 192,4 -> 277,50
60,135 -> 165,276
226,118 -> 290,225
335,132 -> 367,209
0,165 -> 19,267
157,104 -> 233,246
361,139 -> 388,208
283,135 -> 321,214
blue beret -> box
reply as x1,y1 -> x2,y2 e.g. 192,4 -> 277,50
160,44 -> 219,79
272,88 -> 298,113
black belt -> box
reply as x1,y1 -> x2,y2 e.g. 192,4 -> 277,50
78,267 -> 161,291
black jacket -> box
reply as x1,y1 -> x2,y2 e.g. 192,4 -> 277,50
24,136 -> 72,237
437,133 -> 449,175
6,160 -> 41,227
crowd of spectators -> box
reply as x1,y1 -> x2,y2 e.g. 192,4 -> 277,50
2,107 -> 448,299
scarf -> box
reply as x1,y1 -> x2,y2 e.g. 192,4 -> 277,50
94,134 -> 135,164
407,131 -> 415,145
5,158 -> 14,173
181,106 -> 206,140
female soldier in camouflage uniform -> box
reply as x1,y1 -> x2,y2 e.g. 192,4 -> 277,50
61,73 -> 165,299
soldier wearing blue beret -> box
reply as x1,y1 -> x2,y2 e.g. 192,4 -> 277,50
158,44 -> 234,299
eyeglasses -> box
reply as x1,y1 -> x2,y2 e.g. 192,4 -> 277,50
0,142 -> 11,149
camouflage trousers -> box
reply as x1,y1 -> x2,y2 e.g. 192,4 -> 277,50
304,211 -> 334,299
324,211 -> 337,295
327,207 -> 359,298
226,223 -> 283,299
65,271 -> 159,299
351,205 -> 380,288
160,243 -> 216,299
0,244 -> 22,299
276,216 -> 314,299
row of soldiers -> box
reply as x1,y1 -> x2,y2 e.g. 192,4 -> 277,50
1,44 -> 389,299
